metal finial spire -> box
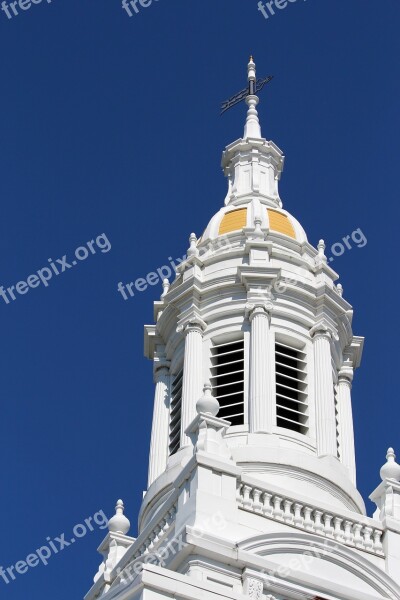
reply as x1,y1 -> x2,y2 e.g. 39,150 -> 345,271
244,57 -> 261,138
220,57 -> 273,115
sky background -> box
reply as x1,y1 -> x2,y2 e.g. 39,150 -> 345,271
0,0 -> 399,598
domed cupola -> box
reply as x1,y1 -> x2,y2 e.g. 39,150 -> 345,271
198,57 -> 307,252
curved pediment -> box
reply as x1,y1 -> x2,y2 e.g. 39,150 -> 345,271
238,532 -> 400,600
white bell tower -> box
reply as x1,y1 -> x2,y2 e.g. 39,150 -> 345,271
85,59 -> 400,600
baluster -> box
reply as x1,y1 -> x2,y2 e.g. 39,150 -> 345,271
303,506 -> 314,531
243,485 -> 252,509
314,510 -> 324,534
283,499 -> 294,524
159,517 -> 167,534
272,496 -> 283,520
253,488 -> 263,513
262,492 -> 273,517
373,529 -> 384,554
293,503 -> 304,528
344,520 -> 354,545
333,517 -> 344,542
363,526 -> 373,551
152,526 -> 161,545
168,508 -> 176,523
323,513 -> 334,538
149,531 -> 157,550
353,523 -> 364,549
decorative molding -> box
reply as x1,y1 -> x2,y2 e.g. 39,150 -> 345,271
176,311 -> 207,335
245,301 -> 273,321
245,285 -> 275,319
154,364 -> 170,378
338,367 -> 353,385
370,479 -> 400,522
186,413 -> 233,461
154,357 -> 170,379
309,319 -> 338,341
244,576 -> 263,599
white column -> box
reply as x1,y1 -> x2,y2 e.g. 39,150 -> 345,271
148,364 -> 170,486
337,366 -> 356,485
311,324 -> 337,457
247,303 -> 274,433
180,321 -> 205,448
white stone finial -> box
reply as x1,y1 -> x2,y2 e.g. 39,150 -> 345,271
187,233 -> 198,257
244,57 -> 262,139
253,216 -> 263,237
318,239 -> 326,258
196,382 -> 220,417
337,283 -> 343,297
161,278 -> 170,298
248,55 -> 256,82
108,499 -> 131,535
380,448 -> 400,482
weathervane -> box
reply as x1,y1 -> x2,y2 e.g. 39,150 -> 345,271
220,56 -> 273,115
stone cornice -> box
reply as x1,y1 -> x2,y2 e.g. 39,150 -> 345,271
97,531 -> 136,555
222,137 -> 284,169
238,265 -> 281,290
144,325 -> 163,360
345,336 -> 364,370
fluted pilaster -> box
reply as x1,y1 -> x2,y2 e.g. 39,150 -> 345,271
148,365 -> 170,486
311,324 -> 337,457
337,367 -> 356,484
247,302 -> 274,433
180,321 -> 205,448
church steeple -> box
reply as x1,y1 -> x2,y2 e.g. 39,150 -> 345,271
84,59 -> 400,600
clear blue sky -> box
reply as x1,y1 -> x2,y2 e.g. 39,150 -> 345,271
0,0 -> 399,598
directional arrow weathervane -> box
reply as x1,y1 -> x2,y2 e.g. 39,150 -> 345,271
221,57 -> 273,115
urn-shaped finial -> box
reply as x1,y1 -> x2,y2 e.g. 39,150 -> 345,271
196,382 -> 220,417
380,448 -> 400,482
108,499 -> 131,535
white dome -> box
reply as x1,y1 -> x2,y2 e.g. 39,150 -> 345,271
199,198 -> 308,246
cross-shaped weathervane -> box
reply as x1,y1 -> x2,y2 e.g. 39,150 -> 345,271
220,57 -> 273,115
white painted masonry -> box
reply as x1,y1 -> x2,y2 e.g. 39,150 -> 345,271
310,322 -> 338,458
147,362 -> 170,486
84,59 -> 400,600
247,303 -> 274,433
